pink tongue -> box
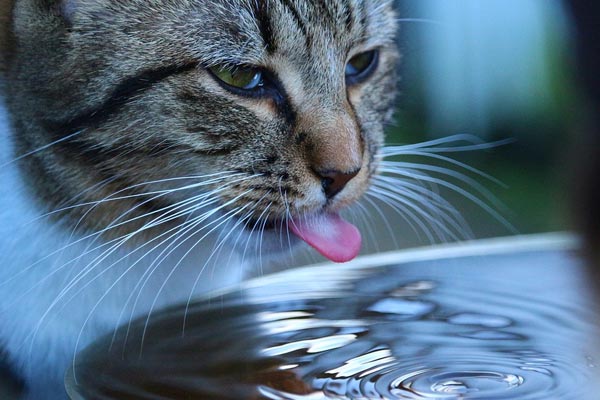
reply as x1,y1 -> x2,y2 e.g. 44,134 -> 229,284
290,213 -> 362,263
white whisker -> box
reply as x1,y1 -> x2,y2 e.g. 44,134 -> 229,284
368,186 -> 454,243
351,201 -> 380,253
376,166 -> 514,232
360,195 -> 400,249
70,188 -> 255,373
379,150 -> 506,187
0,130 -> 85,169
140,199 -> 253,352
0,173 -> 246,289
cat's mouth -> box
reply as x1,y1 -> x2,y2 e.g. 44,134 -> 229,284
289,213 -> 362,263
245,212 -> 361,263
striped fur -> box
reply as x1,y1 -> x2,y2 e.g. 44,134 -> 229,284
0,1 -> 399,398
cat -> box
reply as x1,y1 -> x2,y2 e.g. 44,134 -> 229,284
0,0 -> 400,398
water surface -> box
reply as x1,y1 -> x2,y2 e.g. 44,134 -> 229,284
66,235 -> 600,399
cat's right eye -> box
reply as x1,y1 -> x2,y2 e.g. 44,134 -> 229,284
209,65 -> 264,91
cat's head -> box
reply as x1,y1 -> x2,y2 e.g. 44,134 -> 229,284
2,0 -> 398,262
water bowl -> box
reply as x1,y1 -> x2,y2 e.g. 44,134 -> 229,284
65,233 -> 600,399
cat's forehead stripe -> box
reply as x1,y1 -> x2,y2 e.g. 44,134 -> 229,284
252,0 -> 278,54
278,0 -> 309,42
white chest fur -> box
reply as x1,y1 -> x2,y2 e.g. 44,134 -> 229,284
0,105 -> 250,398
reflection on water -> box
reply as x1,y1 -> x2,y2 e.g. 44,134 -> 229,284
66,236 -> 600,400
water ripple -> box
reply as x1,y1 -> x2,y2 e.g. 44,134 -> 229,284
66,244 -> 600,400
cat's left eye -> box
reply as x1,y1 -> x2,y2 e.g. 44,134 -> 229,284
345,50 -> 379,85
209,65 -> 264,91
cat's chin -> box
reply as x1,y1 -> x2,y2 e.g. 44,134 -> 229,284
223,219 -> 305,265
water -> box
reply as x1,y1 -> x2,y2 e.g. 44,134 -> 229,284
65,235 -> 600,399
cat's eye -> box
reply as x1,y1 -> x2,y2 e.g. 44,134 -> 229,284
345,50 -> 379,85
209,65 -> 264,91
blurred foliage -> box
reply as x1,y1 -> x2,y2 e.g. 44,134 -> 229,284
384,3 -> 580,237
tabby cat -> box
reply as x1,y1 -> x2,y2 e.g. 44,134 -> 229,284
0,0 -> 399,398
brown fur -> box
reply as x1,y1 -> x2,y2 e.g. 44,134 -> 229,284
0,3 -> 400,396
2,0 -> 399,242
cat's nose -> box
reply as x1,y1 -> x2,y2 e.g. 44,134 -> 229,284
316,168 -> 361,199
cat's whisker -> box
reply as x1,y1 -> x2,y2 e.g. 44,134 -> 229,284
379,162 -> 499,204
109,211 -> 198,351
44,175 -> 125,291
376,166 -> 514,232
2,191 -> 222,301
379,162 -> 505,214
379,150 -> 506,187
63,189 -> 251,313
239,214 -> 262,274
27,183 -> 253,354
374,183 -> 471,241
376,142 -> 507,237
0,174 -> 244,289
350,201 -> 381,253
381,133 -> 495,154
360,194 -> 400,249
226,195 -> 262,266
26,206 -> 205,357
275,177 -> 294,258
242,190 -> 273,272
116,198 -> 252,349
226,196 -> 271,282
73,183 -> 237,261
372,176 -> 472,234
395,18 -> 445,26
388,138 -> 515,154
181,199 -> 270,336
51,184 -> 229,288
364,190 -> 425,243
24,181 -> 230,286
282,190 -> 294,258
256,202 -> 274,278
182,202 -> 255,290
0,130 -> 86,169
373,175 -> 472,234
238,192 -> 278,276
210,199 -> 268,283
140,201 -> 255,353
368,186 -> 456,243
32,171 -> 240,224
70,190 -> 255,368
228,211 -> 252,286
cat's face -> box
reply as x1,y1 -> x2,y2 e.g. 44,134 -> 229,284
3,0 -> 398,261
